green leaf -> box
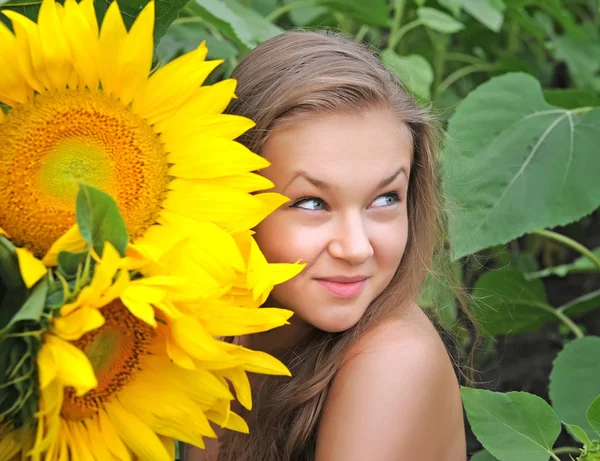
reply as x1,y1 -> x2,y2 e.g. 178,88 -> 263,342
0,0 -> 187,43
549,337 -> 600,440
587,396 -> 600,435
471,268 -> 555,336
315,0 -> 389,27
224,0 -> 283,44
75,184 -> 128,258
550,34 -> 600,91
461,387 -> 561,461
0,237 -> 27,331
565,422 -> 593,446
157,22 -> 238,65
191,0 -> 256,49
437,0 -> 462,16
443,73 -> 600,259
526,248 -> 600,279
560,289 -> 600,319
461,0 -> 505,32
57,250 -> 88,279
283,0 -> 327,26
470,450 -> 500,461
544,90 -> 600,110
380,50 -> 434,101
0,278 -> 48,335
417,7 -> 464,33
250,0 -> 278,16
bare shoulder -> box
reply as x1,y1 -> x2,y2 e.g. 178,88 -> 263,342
315,305 -> 466,461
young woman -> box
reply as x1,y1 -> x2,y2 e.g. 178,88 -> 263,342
186,30 -> 469,461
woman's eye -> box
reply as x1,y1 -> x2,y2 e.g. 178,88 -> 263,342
291,197 -> 326,211
371,192 -> 400,208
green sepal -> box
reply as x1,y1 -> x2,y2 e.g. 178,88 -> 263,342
75,184 -> 129,258
0,236 -> 27,331
0,332 -> 41,428
57,250 -> 89,279
0,278 -> 49,337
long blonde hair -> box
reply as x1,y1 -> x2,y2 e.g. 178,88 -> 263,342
219,30 -> 469,461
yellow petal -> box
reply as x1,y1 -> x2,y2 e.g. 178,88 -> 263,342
163,180 -> 270,233
105,400 -> 171,461
67,421 -> 96,461
15,247 -> 47,288
206,407 -> 249,434
78,0 -> 98,37
98,410 -> 132,461
154,78 -> 243,136
178,79 -> 237,117
38,0 -> 72,89
218,367 -> 252,410
165,338 -> 196,370
169,316 -> 228,361
0,427 -> 22,460
0,22 -> 32,105
198,305 -> 293,336
132,44 -> 222,125
42,223 -> 87,266
98,1 -> 127,97
101,1 -> 154,105
37,342 -> 57,390
167,137 -> 269,179
159,114 -> 255,145
189,172 -> 274,193
3,10 -> 51,92
120,294 -> 158,327
159,436 -> 176,460
52,306 -> 104,341
63,0 -> 100,90
41,335 -> 97,394
96,267 -> 129,306
83,419 -> 114,461
220,342 -> 291,376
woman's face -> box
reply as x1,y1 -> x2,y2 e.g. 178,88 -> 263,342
254,109 -> 412,334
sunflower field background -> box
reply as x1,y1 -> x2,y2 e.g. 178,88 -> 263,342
0,0 -> 599,460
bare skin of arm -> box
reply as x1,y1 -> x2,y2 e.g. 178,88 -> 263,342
315,305 -> 466,461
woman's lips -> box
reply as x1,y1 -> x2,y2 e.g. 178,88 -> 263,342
315,279 -> 367,298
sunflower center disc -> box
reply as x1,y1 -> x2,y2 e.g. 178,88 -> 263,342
61,300 -> 155,420
0,88 -> 170,256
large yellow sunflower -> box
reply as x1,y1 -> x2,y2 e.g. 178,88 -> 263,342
14,236 -> 297,460
0,0 -> 286,262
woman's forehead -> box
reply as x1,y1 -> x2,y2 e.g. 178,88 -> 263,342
260,110 -> 413,186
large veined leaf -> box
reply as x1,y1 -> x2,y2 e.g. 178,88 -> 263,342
461,388 -> 562,461
0,0 -> 188,43
380,50 -> 434,101
470,450 -> 500,461
470,268 -> 555,336
549,336 -> 600,440
443,73 -> 600,259
224,0 -> 283,44
190,0 -> 256,49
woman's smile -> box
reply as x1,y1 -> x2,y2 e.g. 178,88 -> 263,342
314,276 -> 369,299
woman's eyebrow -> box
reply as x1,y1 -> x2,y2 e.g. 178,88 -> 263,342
282,171 -> 329,193
282,167 -> 407,193
377,167 -> 406,189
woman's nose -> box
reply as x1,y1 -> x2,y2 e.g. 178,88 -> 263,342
327,213 -> 374,265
